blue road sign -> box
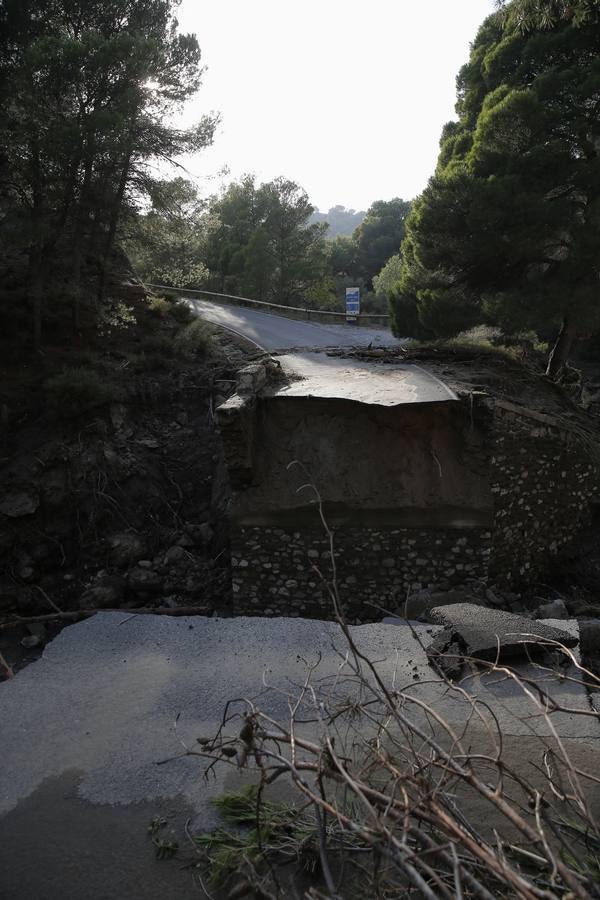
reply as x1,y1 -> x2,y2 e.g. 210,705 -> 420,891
345,287 -> 360,321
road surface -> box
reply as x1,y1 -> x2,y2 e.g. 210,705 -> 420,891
1,614 -> 597,899
188,298 -> 458,405
187,297 -> 403,350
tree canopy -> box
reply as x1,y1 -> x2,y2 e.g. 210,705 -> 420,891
203,175 -> 329,305
353,199 -> 411,288
0,0 -> 215,346
125,177 -> 209,289
308,205 -> 365,238
390,0 -> 600,374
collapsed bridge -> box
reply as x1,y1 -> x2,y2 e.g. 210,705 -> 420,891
170,290 -> 600,621
217,350 -> 599,620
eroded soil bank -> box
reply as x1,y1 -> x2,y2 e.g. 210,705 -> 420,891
0,305 -> 256,673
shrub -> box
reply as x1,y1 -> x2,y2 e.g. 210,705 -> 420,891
44,367 -> 122,417
139,334 -> 176,358
147,296 -> 171,318
147,294 -> 193,324
169,297 -> 194,324
130,351 -> 172,372
173,319 -> 212,358
96,299 -> 137,335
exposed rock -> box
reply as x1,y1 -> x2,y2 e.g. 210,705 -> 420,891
29,543 -> 53,562
164,545 -> 186,565
40,468 -> 67,507
108,533 -> 148,567
424,631 -> 465,680
194,523 -> 213,546
579,618 -> 600,653
485,588 -> 505,607
80,576 -> 125,610
0,490 -> 39,518
184,574 -> 205,595
0,580 -> 18,612
127,566 -> 163,598
534,597 -> 569,620
109,404 -> 129,431
26,623 -> 47,641
429,602 -> 577,662
20,635 -> 42,649
568,599 -> 599,618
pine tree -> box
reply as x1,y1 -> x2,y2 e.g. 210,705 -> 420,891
390,0 -> 600,376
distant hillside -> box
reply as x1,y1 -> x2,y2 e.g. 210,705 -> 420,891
309,205 -> 366,238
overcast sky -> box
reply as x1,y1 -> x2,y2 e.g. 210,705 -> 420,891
173,0 -> 497,212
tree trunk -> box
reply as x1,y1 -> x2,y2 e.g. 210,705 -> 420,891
28,137 -> 44,352
97,145 -> 133,305
29,254 -> 44,353
546,318 -> 577,379
71,148 -> 94,334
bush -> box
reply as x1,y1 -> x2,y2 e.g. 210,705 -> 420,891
147,294 -> 193,325
96,299 -> 137,335
139,334 -> 176,358
169,297 -> 194,325
44,367 -> 122,417
147,296 -> 171,318
173,319 -> 212,358
130,351 -> 172,372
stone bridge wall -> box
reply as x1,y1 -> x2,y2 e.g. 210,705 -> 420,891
217,363 -> 599,620
489,400 -> 599,588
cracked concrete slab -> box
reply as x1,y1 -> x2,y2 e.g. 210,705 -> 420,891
271,352 -> 458,406
429,602 -> 578,660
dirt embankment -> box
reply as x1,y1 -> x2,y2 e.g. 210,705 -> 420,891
0,297 -> 256,672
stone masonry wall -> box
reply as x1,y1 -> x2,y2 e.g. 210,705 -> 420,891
219,362 -> 600,619
232,525 -> 491,620
489,401 -> 599,588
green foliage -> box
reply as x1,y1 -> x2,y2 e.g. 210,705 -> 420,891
203,175 -> 328,305
303,275 -> 339,309
96,300 -> 137,337
153,838 -> 179,860
195,785 -> 319,886
323,200 -> 411,311
390,1 -> 600,367
44,367 -> 122,417
308,205 -> 366,237
373,253 -> 403,299
328,235 -> 358,279
139,334 -> 176,358
0,0 -> 216,347
147,293 -> 193,324
168,298 -> 194,325
173,319 -> 212,358
497,0 -> 600,32
147,297 -> 171,318
126,177 -> 210,289
353,198 -> 411,288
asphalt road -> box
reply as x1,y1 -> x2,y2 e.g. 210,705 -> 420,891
188,298 -> 458,404
1,614 -> 597,899
187,297 -> 404,350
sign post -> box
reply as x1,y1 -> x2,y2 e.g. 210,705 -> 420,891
345,286 -> 360,323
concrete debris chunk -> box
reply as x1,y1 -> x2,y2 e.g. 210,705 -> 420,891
0,490 -> 39,518
429,602 -> 577,662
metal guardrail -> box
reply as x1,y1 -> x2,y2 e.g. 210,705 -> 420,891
145,283 -> 391,327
